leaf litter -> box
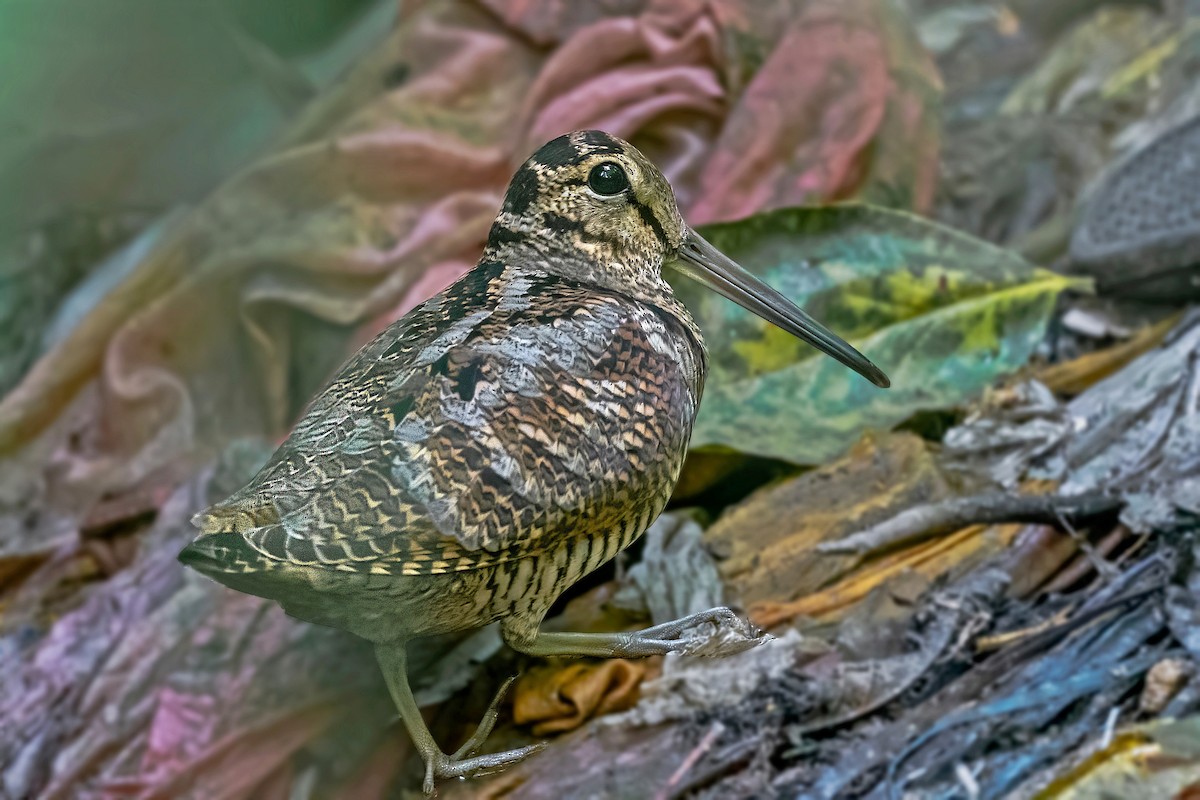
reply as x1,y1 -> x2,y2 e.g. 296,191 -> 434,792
3,1 -> 1200,798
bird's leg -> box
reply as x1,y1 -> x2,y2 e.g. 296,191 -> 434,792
449,676 -> 516,761
502,606 -> 769,660
375,643 -> 545,795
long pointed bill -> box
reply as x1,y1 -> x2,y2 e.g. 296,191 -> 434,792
674,227 -> 890,388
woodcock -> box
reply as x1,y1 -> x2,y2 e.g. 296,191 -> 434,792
180,130 -> 890,793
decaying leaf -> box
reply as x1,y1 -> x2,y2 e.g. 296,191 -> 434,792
611,512 -> 727,626
705,431 -> 977,609
513,660 -> 645,736
1138,658 -> 1191,715
943,312 -> 1200,534
439,722 -> 686,800
784,567 -> 1009,738
679,205 -> 1082,463
797,552 -> 1175,800
0,444 -> 392,799
1032,716 -> 1200,800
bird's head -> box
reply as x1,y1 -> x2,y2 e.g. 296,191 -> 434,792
488,130 -> 889,388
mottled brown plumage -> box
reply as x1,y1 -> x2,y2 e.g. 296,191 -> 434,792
181,130 -> 887,793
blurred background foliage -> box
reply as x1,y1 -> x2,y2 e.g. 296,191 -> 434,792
0,0 -> 394,397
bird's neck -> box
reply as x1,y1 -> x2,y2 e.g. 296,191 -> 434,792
485,222 -> 658,295
480,233 -> 707,361
477,253 -> 700,369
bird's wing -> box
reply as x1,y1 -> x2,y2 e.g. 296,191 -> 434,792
193,263 -> 701,576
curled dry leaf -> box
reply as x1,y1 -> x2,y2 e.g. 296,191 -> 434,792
513,660 -> 646,736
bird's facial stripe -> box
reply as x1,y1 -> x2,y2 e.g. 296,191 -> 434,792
629,196 -> 668,247
542,211 -> 623,249
488,223 -> 526,247
542,212 -> 585,237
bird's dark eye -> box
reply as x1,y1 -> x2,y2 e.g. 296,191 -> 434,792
587,162 -> 629,196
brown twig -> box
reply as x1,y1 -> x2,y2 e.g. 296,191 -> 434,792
817,491 -> 1121,557
976,605 -> 1074,652
1040,524 -> 1130,595
654,721 -> 725,800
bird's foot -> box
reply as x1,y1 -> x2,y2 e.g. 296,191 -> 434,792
638,606 -> 772,658
420,677 -> 546,795
421,744 -> 546,795
449,676 -> 516,761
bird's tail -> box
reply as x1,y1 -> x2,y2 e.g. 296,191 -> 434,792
190,497 -> 279,535
180,501 -> 280,577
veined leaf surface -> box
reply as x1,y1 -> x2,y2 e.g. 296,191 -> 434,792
673,205 -> 1083,464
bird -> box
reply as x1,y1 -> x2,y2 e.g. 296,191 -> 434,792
179,130 -> 889,793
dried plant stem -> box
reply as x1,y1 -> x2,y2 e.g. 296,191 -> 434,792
654,721 -> 725,800
818,491 -> 1121,557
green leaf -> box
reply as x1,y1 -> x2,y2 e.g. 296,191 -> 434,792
672,204 -> 1084,464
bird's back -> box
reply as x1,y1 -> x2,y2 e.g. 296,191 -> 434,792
183,258 -> 706,600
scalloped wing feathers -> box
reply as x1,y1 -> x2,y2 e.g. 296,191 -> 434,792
190,261 -> 702,577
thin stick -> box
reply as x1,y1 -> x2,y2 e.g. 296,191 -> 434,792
817,491 -> 1120,557
1040,525 -> 1129,595
654,721 -> 725,800
1101,707 -> 1120,749
976,605 -> 1074,652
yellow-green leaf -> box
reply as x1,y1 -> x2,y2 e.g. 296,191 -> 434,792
672,204 -> 1085,464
